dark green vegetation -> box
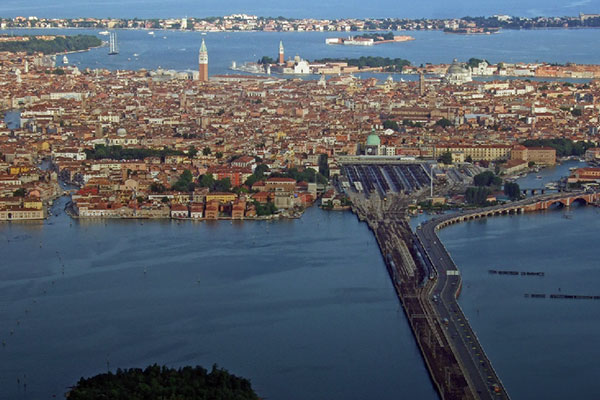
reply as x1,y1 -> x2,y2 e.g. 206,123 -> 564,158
0,34 -> 102,54
467,57 -> 489,68
68,364 -> 259,400
318,154 -> 330,178
253,200 -> 277,216
354,32 -> 395,41
198,173 -> 232,192
521,139 -> 595,157
465,186 -> 492,206
84,145 -> 184,161
437,151 -> 453,165
504,182 -> 522,201
465,171 -> 512,205
435,118 -> 453,128
383,119 -> 400,132
244,164 -> 269,187
271,167 -> 328,185
13,188 -> 26,197
473,171 -> 502,187
172,170 -> 196,192
257,56 -> 276,64
312,56 -> 410,72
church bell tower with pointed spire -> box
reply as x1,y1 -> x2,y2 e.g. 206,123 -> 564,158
279,40 -> 284,65
198,38 -> 208,82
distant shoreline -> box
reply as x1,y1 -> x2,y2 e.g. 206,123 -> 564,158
3,26 -> 600,34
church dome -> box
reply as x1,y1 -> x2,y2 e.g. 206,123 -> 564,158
447,59 -> 468,74
445,59 -> 472,85
366,134 -> 381,146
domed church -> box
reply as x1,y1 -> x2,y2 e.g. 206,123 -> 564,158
365,131 -> 381,156
445,59 -> 472,85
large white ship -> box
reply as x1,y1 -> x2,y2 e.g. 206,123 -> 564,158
108,32 -> 119,55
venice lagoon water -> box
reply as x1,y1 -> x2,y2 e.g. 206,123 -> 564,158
3,24 -> 600,400
5,28 -> 600,80
407,160 -> 600,399
0,198 -> 437,400
438,205 -> 600,400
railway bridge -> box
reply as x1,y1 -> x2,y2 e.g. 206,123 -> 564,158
437,191 -> 598,228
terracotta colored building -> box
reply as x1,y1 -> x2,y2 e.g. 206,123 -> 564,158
511,145 -> 556,166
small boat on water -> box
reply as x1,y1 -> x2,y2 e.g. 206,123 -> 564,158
148,31 -> 155,35
99,31 -> 109,35
62,55 -> 69,64
536,175 -> 542,179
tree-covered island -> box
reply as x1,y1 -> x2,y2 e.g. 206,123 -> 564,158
0,34 -> 102,54
67,364 -> 260,400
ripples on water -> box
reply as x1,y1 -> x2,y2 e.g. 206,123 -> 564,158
0,199 -> 436,400
439,205 -> 600,400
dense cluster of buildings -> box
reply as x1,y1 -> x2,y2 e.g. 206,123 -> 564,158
0,157 -> 60,221
0,37 -> 599,220
404,60 -> 600,80
2,13 -> 599,32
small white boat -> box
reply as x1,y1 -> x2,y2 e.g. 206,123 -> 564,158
148,31 -> 155,35
62,55 -> 69,64
99,31 -> 110,36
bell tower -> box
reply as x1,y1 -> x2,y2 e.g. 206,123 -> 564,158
279,40 -> 284,65
198,38 -> 208,82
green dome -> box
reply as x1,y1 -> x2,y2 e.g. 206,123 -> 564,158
366,134 -> 381,146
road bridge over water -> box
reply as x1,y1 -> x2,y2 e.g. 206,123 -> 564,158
414,190 -> 598,399
350,190 -> 598,400
436,191 -> 598,228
